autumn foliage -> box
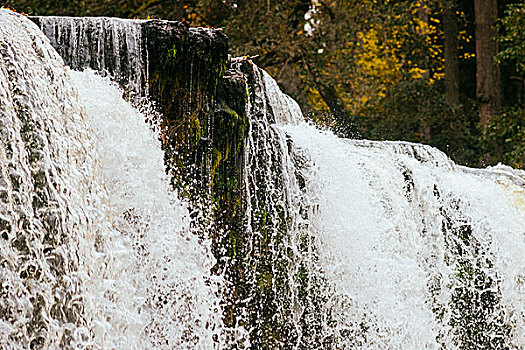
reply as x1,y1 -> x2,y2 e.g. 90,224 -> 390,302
2,0 -> 523,167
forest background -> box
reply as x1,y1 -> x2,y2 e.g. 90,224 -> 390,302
2,0 -> 523,168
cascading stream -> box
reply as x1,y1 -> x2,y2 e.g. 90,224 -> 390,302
250,66 -> 524,348
1,10 -> 96,347
233,66 -> 322,348
1,11 -> 224,349
36,16 -> 148,100
278,121 -> 525,349
1,9 -> 524,350
70,70 -> 225,349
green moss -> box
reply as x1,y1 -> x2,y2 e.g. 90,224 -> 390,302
211,147 -> 222,179
227,231 -> 237,257
455,262 -> 473,280
167,45 -> 177,59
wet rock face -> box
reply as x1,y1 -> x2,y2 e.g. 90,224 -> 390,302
144,20 -> 230,192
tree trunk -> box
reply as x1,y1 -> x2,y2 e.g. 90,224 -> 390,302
474,0 -> 501,132
317,84 -> 358,136
417,0 -> 430,80
443,0 -> 460,107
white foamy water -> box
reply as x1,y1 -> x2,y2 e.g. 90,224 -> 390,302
0,11 -> 224,349
70,70 -> 225,349
280,123 -> 525,349
3,9 -> 525,349
244,65 -> 525,348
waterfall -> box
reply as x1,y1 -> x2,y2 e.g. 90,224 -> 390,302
282,124 -> 524,348
228,66 -> 323,347
35,16 -> 148,100
241,65 -> 524,348
0,11 -> 223,349
2,9 -> 524,349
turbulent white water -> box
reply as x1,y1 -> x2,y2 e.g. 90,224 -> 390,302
282,123 -> 525,348
269,112 -> 525,348
2,9 -> 525,350
226,66 -> 525,349
0,11 -> 223,349
252,68 -> 525,348
70,70 -> 225,349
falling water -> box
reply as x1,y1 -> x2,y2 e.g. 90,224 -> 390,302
70,70 -> 225,349
35,15 -> 147,100
245,65 -> 525,348
0,11 -> 223,349
277,109 -> 524,348
285,126 -> 524,348
230,66 -> 323,348
2,9 -> 524,349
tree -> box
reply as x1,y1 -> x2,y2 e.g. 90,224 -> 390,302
5,0 -> 522,166
443,0 -> 460,107
497,3 -> 524,103
474,0 -> 501,132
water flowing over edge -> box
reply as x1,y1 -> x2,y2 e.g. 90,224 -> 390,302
249,64 -> 525,348
282,123 -> 525,348
36,15 -> 148,100
1,9 -> 524,349
0,11 -> 225,349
